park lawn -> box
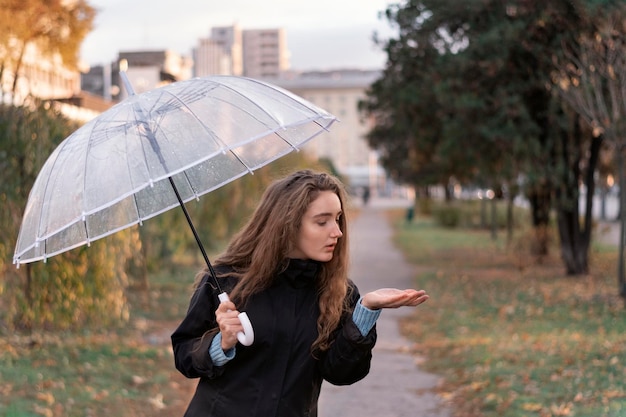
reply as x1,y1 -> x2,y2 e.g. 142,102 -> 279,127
392,211 -> 626,417
0,267 -> 200,417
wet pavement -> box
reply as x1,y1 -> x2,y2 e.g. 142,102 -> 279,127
318,199 -> 451,417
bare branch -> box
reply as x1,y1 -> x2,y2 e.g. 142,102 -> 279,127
554,6 -> 626,144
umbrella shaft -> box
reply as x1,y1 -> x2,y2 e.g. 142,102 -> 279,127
168,177 -> 223,293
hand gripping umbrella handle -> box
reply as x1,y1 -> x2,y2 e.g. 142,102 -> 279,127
218,292 -> 255,346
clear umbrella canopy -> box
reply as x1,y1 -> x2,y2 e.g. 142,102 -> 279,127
14,76 -> 336,265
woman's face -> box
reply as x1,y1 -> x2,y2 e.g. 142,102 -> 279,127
289,190 -> 343,262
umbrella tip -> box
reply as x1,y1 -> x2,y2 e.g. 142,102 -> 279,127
119,60 -> 136,96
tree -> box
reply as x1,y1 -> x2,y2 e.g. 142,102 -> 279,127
0,0 -> 95,100
0,102 -> 135,330
553,3 -> 626,288
360,16 -> 447,198
363,0 -> 611,274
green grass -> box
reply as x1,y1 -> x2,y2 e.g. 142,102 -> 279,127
0,265 -> 200,417
393,212 -> 626,417
127,266 -> 200,322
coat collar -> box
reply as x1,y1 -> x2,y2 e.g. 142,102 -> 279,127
280,258 -> 320,288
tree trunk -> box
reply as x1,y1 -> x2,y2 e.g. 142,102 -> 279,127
480,197 -> 487,229
0,62 -> 5,103
557,209 -> 588,274
444,182 -> 453,202
490,196 -> 497,240
618,146 -> 626,301
11,41 -> 27,101
506,193 -> 515,247
25,263 -> 32,305
555,122 -> 599,275
528,185 -> 552,257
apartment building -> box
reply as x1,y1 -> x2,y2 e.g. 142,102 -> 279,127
241,28 -> 289,78
262,70 -> 391,196
1,43 -> 80,105
115,50 -> 193,99
194,25 -> 288,79
82,49 -> 193,101
0,42 -> 111,122
193,38 -> 234,77
193,25 -> 243,77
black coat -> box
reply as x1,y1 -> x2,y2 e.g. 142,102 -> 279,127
171,259 -> 377,417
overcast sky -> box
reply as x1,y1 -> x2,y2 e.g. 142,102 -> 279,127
79,0 -> 398,71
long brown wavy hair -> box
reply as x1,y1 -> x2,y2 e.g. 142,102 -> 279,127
207,169 -> 351,352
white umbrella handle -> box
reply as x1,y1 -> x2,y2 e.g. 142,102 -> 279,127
218,292 -> 255,346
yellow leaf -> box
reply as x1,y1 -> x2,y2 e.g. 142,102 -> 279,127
148,393 -> 166,410
33,405 -> 53,417
35,391 -> 55,405
522,403 -> 543,411
603,390 -> 626,399
550,402 -> 572,416
469,380 -> 488,391
439,391 -> 454,400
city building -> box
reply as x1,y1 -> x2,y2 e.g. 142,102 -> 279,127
193,25 -> 244,77
193,37 -> 235,77
241,28 -> 289,78
116,50 -> 193,99
1,43 -> 80,105
193,25 -> 288,79
0,42 -> 112,122
262,69 -> 397,197
82,50 -> 193,101
194,24 -> 243,77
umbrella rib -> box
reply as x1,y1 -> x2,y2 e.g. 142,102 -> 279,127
160,88 -> 233,151
161,88 -> 255,174
80,119 -> 101,244
151,90 -> 227,177
121,109 -> 145,223
131,102 -> 163,187
182,170 -> 200,199
130,96 -> 217,206
212,79 -> 332,151
31,134 -> 73,258
214,78 -> 284,126
214,79 -> 313,153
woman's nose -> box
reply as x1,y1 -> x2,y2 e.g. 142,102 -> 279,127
331,222 -> 343,238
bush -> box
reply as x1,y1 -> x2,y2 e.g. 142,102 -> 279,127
431,199 -> 525,230
433,204 -> 461,227
417,197 -> 432,215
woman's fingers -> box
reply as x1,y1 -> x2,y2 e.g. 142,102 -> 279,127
216,302 -> 243,349
362,288 -> 430,309
403,289 -> 429,305
404,292 -> 430,306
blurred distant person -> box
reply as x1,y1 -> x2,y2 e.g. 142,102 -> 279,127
362,186 -> 370,206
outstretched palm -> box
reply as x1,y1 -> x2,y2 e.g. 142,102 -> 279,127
362,288 -> 429,310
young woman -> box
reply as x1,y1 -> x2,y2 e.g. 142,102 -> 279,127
171,169 -> 429,417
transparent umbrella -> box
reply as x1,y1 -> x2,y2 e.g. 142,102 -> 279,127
13,73 -> 337,345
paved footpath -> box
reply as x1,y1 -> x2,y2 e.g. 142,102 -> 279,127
318,201 -> 452,417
